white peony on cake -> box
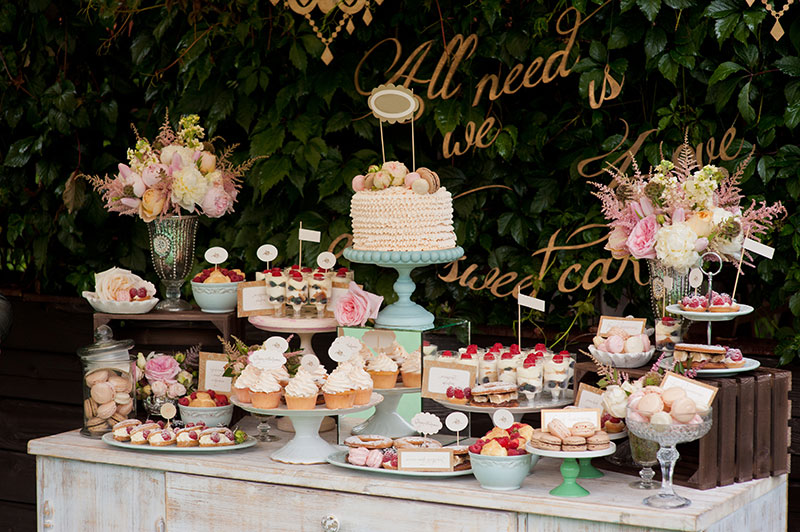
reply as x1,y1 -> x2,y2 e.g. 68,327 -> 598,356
349,162 -> 456,252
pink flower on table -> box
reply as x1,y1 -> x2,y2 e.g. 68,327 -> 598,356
166,382 -> 186,399
334,282 -> 384,327
144,355 -> 180,384
150,380 -> 168,398
200,186 -> 233,218
626,215 -> 659,259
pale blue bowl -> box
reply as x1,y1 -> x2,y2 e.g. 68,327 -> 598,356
469,452 -> 536,490
178,404 -> 233,427
191,281 -> 239,313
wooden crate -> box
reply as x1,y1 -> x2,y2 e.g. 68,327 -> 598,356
574,361 -> 791,490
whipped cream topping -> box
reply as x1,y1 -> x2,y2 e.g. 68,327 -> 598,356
347,362 -> 374,390
266,365 -> 290,383
350,187 -> 456,251
382,341 -> 409,364
367,352 -> 398,373
322,367 -> 354,394
401,350 -> 421,374
249,371 -> 281,393
285,368 -> 319,398
234,364 -> 262,389
309,364 -> 329,386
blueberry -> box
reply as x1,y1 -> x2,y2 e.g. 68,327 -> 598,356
559,381 -> 568,388
569,360 -> 575,367
548,382 -> 556,388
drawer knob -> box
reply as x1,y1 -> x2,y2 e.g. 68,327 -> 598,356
321,515 -> 340,532
155,518 -> 166,532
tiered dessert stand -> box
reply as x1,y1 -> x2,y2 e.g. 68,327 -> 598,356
350,386 -> 420,438
249,314 -> 338,357
232,393 -> 383,464
343,247 -> 464,330
433,390 -> 574,423
526,442 -> 617,497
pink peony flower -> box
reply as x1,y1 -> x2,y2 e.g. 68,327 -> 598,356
150,380 -> 168,398
144,355 -> 180,384
334,281 -> 384,327
201,186 -> 233,218
626,215 -> 659,259
630,197 -> 655,219
166,382 -> 186,399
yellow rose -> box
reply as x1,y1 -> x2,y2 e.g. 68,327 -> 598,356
139,189 -> 166,222
685,211 -> 713,238
200,152 -> 216,173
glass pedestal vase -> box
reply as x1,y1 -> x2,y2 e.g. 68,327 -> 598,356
647,259 -> 691,320
147,215 -> 198,311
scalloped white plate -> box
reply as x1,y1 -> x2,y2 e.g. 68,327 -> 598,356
82,292 -> 159,314
588,345 -> 655,368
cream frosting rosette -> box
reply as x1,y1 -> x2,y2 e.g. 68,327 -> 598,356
322,367 -> 354,394
285,368 -> 319,398
94,267 -> 156,302
400,351 -> 421,374
367,352 -> 398,372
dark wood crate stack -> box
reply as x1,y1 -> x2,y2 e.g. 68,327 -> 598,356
574,361 -> 791,490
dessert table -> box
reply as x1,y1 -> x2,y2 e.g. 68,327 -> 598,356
29,430 -> 786,531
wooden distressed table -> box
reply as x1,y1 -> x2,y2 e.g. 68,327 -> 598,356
29,430 -> 786,531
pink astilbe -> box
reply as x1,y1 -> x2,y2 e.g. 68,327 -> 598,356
714,149 -> 753,209
740,199 -> 787,240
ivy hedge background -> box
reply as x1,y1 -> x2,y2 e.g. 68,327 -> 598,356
1,0 -> 798,361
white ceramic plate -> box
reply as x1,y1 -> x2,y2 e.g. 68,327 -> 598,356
82,292 -> 159,314
326,451 -> 473,477
102,432 -> 256,452
588,345 -> 655,368
433,389 -> 574,414
659,356 -> 760,376
665,304 -> 754,322
231,393 -> 384,417
525,441 -> 616,459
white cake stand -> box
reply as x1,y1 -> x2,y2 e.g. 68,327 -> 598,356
433,390 -> 574,422
351,386 -> 420,438
248,315 -> 338,357
232,393 -> 383,464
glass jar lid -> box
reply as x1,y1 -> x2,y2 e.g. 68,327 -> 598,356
77,325 -> 134,362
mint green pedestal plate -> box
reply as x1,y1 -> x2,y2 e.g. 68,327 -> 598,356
526,442 -> 617,497
342,247 -> 464,330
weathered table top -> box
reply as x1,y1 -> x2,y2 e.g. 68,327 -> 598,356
29,430 -> 785,531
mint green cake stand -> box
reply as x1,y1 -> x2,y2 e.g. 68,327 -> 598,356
526,442 -> 617,497
343,247 -> 464,330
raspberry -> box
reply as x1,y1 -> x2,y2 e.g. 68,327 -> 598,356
126,426 -> 134,434
510,423 -> 523,430
508,449 -> 526,456
161,430 -> 170,439
492,342 -> 504,351
501,351 -> 513,359
453,388 -> 465,399
510,344 -> 520,354
553,354 -> 564,364
217,395 -> 229,405
464,387 -> 472,399
446,386 -> 455,398
211,433 -> 220,443
129,288 -> 138,299
483,353 -> 495,361
142,430 -> 151,439
189,431 -> 198,440
190,392 -> 197,400
178,397 -> 190,406
157,421 -> 165,429
137,287 -> 147,298
390,456 -> 398,468
382,449 -> 396,462
466,344 -> 478,354
534,343 -> 546,351
207,390 -> 216,399
507,438 -> 519,449
468,443 -> 483,454
559,350 -> 569,356
460,353 -> 473,359
215,398 -> 225,406
225,430 -> 234,440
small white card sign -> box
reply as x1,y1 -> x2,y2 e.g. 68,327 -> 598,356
317,251 -> 336,270
257,244 -> 278,262
574,383 -> 605,410
237,281 -> 271,318
300,354 -> 321,372
411,412 -> 443,437
299,227 -> 321,243
689,268 -> 703,288
445,412 -> 468,432
517,293 -> 546,312
159,402 -> 177,421
198,352 -> 233,394
328,336 -> 361,363
205,246 -> 228,264
743,237 -> 775,259
492,409 -> 514,430
421,360 -> 478,401
397,448 -> 453,472
597,316 -> 646,337
264,336 -> 290,354
660,371 -> 718,409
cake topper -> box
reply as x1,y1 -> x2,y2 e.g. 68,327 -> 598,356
367,83 -> 420,170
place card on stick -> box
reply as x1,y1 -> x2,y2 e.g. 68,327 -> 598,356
660,371 -> 718,410
399,412 -> 452,471
516,293 -> 546,349
421,360 -> 477,401
445,412 -> 468,446
596,316 -> 646,337
574,383 -> 605,410
237,280 -> 271,317
205,246 -> 228,266
257,244 -> 278,270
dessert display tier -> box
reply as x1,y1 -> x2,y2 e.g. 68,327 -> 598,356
665,304 -> 754,322
101,432 -> 257,453
343,246 -> 464,330
660,356 -> 761,377
526,442 -> 618,497
350,386 -> 420,438
29,430 -> 787,531
248,315 -> 338,357
433,390 -> 574,423
232,393 -> 383,464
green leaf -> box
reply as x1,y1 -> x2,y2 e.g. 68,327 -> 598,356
250,126 -> 285,157
589,42 -> 606,63
434,100 -> 463,135
637,0 -> 661,22
289,115 -> 315,144
737,81 -> 756,123
130,34 -> 153,65
706,0 -> 739,18
790,292 -> 800,316
658,54 -> 679,83
664,0 -> 693,7
326,112 -> 351,134
715,14 -> 739,42
776,57 -> 800,76
494,130 -> 515,160
644,27 -> 667,59
743,9 -> 766,32
608,27 -> 629,49
708,61 -> 745,85
289,42 -> 307,71
785,101 -> 800,129
4,136 -> 35,167
208,90 -> 234,124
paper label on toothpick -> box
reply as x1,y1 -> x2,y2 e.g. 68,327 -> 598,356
743,237 -> 775,259
492,409 -> 514,429
300,354 -> 321,372
299,228 -> 321,243
689,268 -> 703,288
317,251 -> 336,270
517,293 -> 545,312
263,336 -> 289,354
160,402 -> 176,420
257,244 -> 278,262
249,349 -> 284,371
411,412 -> 442,436
445,412 -> 468,432
328,336 -> 361,362
205,246 -> 228,264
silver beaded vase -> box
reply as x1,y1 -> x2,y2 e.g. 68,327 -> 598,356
147,215 -> 198,311
647,259 -> 691,320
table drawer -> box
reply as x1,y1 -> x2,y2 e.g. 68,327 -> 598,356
165,472 -> 518,531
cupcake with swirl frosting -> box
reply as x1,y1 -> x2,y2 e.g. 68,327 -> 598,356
401,349 -> 422,388
284,367 -> 319,410
367,352 -> 399,389
233,364 -> 261,403
344,361 -> 374,405
322,366 -> 356,409
249,372 -> 282,410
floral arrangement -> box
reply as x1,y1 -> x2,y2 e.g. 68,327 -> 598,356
591,137 -> 786,272
351,160 -> 441,195
135,348 -> 199,401
85,112 -> 258,221
334,281 -> 384,327
219,335 -> 302,379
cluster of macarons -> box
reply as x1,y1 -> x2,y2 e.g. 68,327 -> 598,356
627,386 -> 704,427
592,326 -> 651,354
351,161 -> 441,195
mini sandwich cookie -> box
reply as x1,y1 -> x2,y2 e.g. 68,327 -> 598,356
175,426 -> 202,447
199,428 -> 236,447
129,423 -> 160,445
112,419 -> 142,441
147,428 -> 177,447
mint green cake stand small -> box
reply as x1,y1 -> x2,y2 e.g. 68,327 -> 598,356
343,247 -> 464,330
526,442 -> 617,497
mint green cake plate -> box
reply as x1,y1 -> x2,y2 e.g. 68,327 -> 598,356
525,442 -> 617,497
343,247 -> 464,330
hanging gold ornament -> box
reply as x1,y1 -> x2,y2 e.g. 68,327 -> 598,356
276,0 -> 377,64
761,0 -> 794,40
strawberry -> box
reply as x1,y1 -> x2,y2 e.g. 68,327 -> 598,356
553,354 -> 564,364
507,438 -> 520,449
483,353 -> 495,361
509,344 -> 520,354
178,397 -> 190,406
142,430 -> 151,439
453,388 -> 465,399
189,431 -> 198,440
559,350 -> 569,356
460,353 -> 473,359
161,430 -> 170,439
501,351 -> 513,359
464,387 -> 472,399
510,423 -> 523,431
466,344 -> 478,355
492,342 -> 504,351
126,426 -> 134,434
211,433 -> 220,443
496,436 -> 510,448
186,422 -> 195,427
423,341 -> 431,346
468,443 -> 483,454
218,395 -> 229,405
225,430 -> 234,440
390,456 -> 398,468
157,420 -> 165,429
446,386 -> 455,398
215,397 -> 225,406
207,390 -> 216,399
190,392 -> 197,400
534,343 -> 546,352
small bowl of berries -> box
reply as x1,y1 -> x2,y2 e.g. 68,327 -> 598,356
178,390 -> 233,427
190,267 -> 245,313
468,424 -> 537,491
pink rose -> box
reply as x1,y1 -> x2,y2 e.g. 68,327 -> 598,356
200,186 -> 233,218
144,355 -> 180,384
605,227 -> 630,259
150,380 -> 168,398
695,237 -> 709,252
630,197 -> 654,219
167,382 -> 186,399
626,215 -> 659,259
334,281 -> 384,327
672,207 -> 686,224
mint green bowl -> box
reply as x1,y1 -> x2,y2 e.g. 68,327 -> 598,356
191,281 -> 239,313
469,452 -> 536,490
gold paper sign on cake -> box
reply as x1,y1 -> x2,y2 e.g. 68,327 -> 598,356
273,0 -> 381,64
368,84 -> 419,124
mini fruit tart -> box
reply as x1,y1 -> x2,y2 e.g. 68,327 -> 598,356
129,423 -> 160,445
111,419 -> 141,442
175,427 -> 201,447
147,428 -> 177,447
199,427 -> 236,447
